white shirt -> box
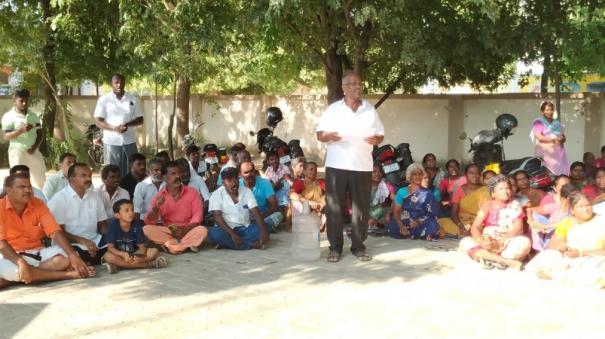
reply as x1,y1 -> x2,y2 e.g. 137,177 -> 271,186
316,99 -> 384,172
133,177 -> 165,218
188,174 -> 211,201
47,185 -> 107,247
93,92 -> 143,146
95,184 -> 130,219
42,172 -> 69,201
209,186 -> 257,228
189,160 -> 207,177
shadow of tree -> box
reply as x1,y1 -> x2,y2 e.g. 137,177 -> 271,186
0,303 -> 48,338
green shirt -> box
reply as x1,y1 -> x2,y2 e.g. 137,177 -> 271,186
1,108 -> 41,150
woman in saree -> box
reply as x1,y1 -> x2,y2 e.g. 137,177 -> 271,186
526,176 -> 574,251
526,192 -> 605,288
531,101 -> 569,175
438,159 -> 466,216
589,168 -> 605,215
438,164 -> 487,237
422,153 -> 446,189
459,174 -> 531,270
513,170 -> 546,207
368,164 -> 394,233
387,163 -> 440,240
289,161 -> 326,229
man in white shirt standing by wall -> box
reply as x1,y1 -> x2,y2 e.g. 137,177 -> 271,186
316,71 -> 384,263
94,74 -> 144,177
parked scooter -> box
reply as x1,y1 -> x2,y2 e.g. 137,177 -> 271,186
468,113 -> 553,189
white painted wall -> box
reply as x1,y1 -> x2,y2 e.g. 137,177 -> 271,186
1,93 -> 603,167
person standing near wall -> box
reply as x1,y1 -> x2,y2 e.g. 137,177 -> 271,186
531,101 -> 569,175
94,74 -> 144,177
316,71 -> 384,263
1,89 -> 46,189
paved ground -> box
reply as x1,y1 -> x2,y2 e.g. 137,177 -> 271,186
2,168 -> 605,338
1,232 -> 605,339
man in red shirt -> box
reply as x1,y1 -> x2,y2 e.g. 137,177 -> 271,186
0,173 -> 94,289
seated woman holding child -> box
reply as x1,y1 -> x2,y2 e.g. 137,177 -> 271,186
387,163 -> 440,240
459,174 -> 531,270
438,164 -> 486,237
526,191 -> 605,288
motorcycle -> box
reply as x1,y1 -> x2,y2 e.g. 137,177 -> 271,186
469,113 -> 553,189
373,143 -> 414,188
251,107 -> 305,169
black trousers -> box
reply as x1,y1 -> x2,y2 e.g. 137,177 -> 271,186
73,246 -> 107,265
325,167 -> 371,254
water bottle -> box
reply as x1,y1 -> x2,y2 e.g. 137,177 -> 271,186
291,201 -> 321,261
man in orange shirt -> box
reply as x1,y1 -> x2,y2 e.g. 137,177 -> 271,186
0,173 -> 94,290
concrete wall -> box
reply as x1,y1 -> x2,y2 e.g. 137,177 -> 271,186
1,93 -> 603,166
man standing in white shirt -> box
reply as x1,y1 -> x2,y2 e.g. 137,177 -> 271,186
93,74 -> 144,177
43,152 -> 76,201
48,163 -> 108,265
316,71 -> 384,263
133,158 -> 165,220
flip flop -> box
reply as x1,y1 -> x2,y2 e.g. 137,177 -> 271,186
327,251 -> 341,263
479,258 -> 494,270
353,251 -> 372,262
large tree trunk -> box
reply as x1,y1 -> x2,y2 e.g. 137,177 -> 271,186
39,0 -> 57,155
168,74 -> 177,160
325,41 -> 343,104
176,75 -> 190,156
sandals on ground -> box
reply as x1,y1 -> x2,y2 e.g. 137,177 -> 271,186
327,251 -> 341,263
152,256 -> 168,268
353,251 -> 372,262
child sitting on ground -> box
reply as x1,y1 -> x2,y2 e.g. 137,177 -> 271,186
103,199 -> 167,274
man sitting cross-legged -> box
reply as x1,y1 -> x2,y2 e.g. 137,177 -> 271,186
0,173 -> 94,289
102,199 -> 167,274
240,161 -> 283,233
48,163 -> 108,265
208,167 -> 269,250
143,161 -> 207,254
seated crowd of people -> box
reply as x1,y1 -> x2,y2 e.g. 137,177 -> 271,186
0,143 -> 315,289
3,142 -> 605,290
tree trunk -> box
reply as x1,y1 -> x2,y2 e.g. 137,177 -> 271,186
553,49 -> 562,120
154,81 -> 159,153
325,40 -> 343,104
176,75 -> 190,156
39,0 -> 57,156
540,49 -> 551,94
168,74 -> 177,160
